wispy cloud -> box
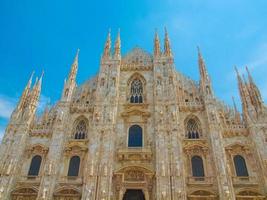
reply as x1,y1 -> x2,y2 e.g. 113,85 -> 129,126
0,94 -> 51,118
0,95 -> 17,119
0,125 -> 6,141
37,94 -> 51,114
0,93 -> 50,142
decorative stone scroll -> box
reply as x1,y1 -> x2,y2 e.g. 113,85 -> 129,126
25,144 -> 49,158
124,170 -> 145,182
11,187 -> 38,200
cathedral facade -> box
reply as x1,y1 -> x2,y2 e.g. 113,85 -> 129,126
0,29 -> 267,200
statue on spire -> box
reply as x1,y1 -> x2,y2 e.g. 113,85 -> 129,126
61,50 -> 79,102
197,47 -> 209,81
30,71 -> 44,108
232,96 -> 242,123
154,29 -> 161,57
68,49 -> 79,83
245,66 -> 264,111
197,47 -> 213,97
16,71 -> 34,111
164,27 -> 172,57
114,29 -> 121,58
103,29 -> 111,59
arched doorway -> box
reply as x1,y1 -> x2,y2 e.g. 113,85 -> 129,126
123,189 -> 145,200
113,166 -> 153,200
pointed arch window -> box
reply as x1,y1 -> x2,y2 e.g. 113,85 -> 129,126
130,79 -> 143,103
186,118 -> 201,139
67,156 -> 80,177
28,155 -> 42,176
74,120 -> 87,139
191,156 -> 205,178
128,125 -> 143,147
234,155 -> 249,177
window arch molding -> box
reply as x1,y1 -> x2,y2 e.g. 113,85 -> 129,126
184,115 -> 202,139
225,143 -> 252,178
127,73 -> 146,104
72,116 -> 89,140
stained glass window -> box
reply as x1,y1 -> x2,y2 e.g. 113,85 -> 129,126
130,79 -> 143,103
74,120 -> 87,139
186,119 -> 200,139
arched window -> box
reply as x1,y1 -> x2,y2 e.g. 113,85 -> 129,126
186,118 -> 201,139
130,79 -> 143,103
191,156 -> 205,177
28,155 -> 42,176
74,120 -> 87,139
234,155 -> 249,177
67,156 -> 80,177
128,125 -> 143,147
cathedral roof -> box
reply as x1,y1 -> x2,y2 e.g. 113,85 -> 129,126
121,47 -> 153,66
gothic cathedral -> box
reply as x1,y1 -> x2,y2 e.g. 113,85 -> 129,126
0,29 -> 267,200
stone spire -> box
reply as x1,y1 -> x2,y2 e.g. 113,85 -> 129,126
30,71 -> 43,107
246,66 -> 263,111
235,67 -> 250,121
154,29 -> 161,57
198,47 -> 213,97
103,29 -> 111,59
198,47 -> 209,82
68,49 -> 79,83
164,27 -> 172,57
114,29 -> 121,58
232,96 -> 242,123
61,50 -> 79,102
17,71 -> 34,111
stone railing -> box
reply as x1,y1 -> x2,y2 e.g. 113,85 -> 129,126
117,147 -> 152,162
232,176 -> 258,186
178,102 -> 204,111
30,128 -> 53,138
120,64 -> 153,71
70,102 -> 93,113
187,176 -> 214,185
17,175 -> 41,184
223,125 -> 248,138
58,176 -> 83,185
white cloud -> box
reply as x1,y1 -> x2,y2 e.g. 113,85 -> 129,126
37,94 -> 51,114
244,43 -> 267,71
0,125 -> 6,142
0,95 -> 17,119
0,93 -> 51,120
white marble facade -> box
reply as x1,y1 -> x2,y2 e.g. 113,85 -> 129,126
0,30 -> 267,200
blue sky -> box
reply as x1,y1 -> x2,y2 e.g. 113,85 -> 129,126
0,0 -> 267,139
